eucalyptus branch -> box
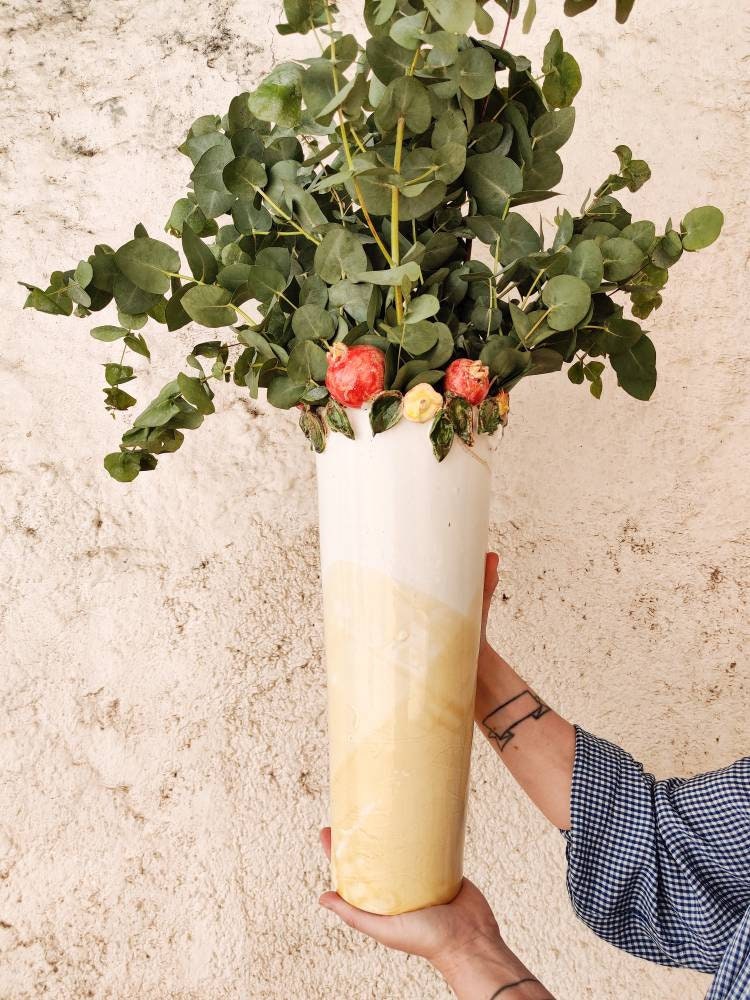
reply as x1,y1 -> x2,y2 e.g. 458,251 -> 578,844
20,0 -> 723,480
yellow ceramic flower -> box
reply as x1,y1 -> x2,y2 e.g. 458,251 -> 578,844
497,389 -> 510,426
403,383 -> 443,423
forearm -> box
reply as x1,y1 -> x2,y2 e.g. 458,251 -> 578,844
475,643 -> 575,830
436,936 -> 555,999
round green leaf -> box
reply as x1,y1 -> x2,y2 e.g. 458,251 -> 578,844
423,322 -> 455,367
405,295 -> 440,324
424,0 -> 475,34
455,47 -> 496,99
365,37 -> 412,85
601,237 -> 645,281
181,285 -> 237,328
464,153 -> 523,215
90,325 -> 128,342
567,240 -> 604,290
680,206 -> 723,251
530,108 -> 576,151
375,77 -> 431,135
541,274 -> 592,331
385,320 -> 439,356
177,372 -> 215,415
182,224 -> 218,284
523,149 -> 563,192
480,339 -> 533,381
244,265 -> 288,302
104,452 -> 144,483
498,213 -> 541,264
247,63 -> 303,127
542,51 -> 581,109
287,339 -> 328,383
620,220 -> 656,253
114,238 -> 180,294
292,303 -> 335,341
222,157 -> 267,197
610,334 -> 657,400
597,314 -> 643,355
314,229 -> 368,283
389,11 -> 427,49
190,145 -> 235,219
267,376 -> 306,409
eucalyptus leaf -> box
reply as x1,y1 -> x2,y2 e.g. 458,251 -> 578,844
567,240 -> 604,290
91,325 -> 128,342
287,339 -> 329,383
541,274 -> 592,331
464,153 -> 523,214
681,206 -> 724,251
114,238 -> 180,294
314,229 -> 369,283
610,334 -> 657,400
424,0 -> 475,34
182,285 -> 237,328
182,225 -> 219,284
292,303 -> 335,341
601,237 -> 644,281
267,376 -> 306,408
222,157 -> 267,197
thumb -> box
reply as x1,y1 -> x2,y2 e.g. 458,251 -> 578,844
481,552 -> 500,628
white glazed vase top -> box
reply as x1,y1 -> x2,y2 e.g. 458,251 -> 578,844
315,405 -> 494,915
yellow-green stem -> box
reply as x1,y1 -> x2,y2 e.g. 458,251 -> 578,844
392,116 -> 406,324
254,187 -> 321,246
324,0 -> 392,266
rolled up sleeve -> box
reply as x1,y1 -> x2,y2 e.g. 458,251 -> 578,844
563,726 -> 750,986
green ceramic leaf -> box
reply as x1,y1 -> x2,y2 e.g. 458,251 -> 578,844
369,390 -> 403,435
325,398 -> 355,438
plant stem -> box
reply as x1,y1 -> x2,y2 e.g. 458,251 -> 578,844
324,0 -> 392,266
254,187 -> 321,246
520,267 -> 546,309
232,305 -> 258,327
500,3 -> 513,48
391,116 -> 406,324
521,307 -> 551,349
168,272 -> 203,284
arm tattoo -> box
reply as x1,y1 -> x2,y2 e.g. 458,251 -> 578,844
481,690 -> 550,752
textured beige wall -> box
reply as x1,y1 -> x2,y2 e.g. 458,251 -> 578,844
1,1 -> 747,998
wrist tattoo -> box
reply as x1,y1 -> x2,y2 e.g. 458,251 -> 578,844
489,977 -> 538,998
481,690 -> 550,752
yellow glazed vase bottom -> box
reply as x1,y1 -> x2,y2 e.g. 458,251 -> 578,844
323,560 -> 483,915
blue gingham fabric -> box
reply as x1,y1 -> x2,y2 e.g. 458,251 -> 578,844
563,726 -> 750,999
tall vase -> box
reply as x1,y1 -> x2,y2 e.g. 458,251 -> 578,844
315,405 -> 493,915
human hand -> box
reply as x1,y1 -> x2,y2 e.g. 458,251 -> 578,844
317,828 -> 546,997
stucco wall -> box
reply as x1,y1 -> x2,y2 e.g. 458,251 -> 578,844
1,1 -> 747,997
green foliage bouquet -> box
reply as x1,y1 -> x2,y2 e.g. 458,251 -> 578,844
22,0 -> 723,480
